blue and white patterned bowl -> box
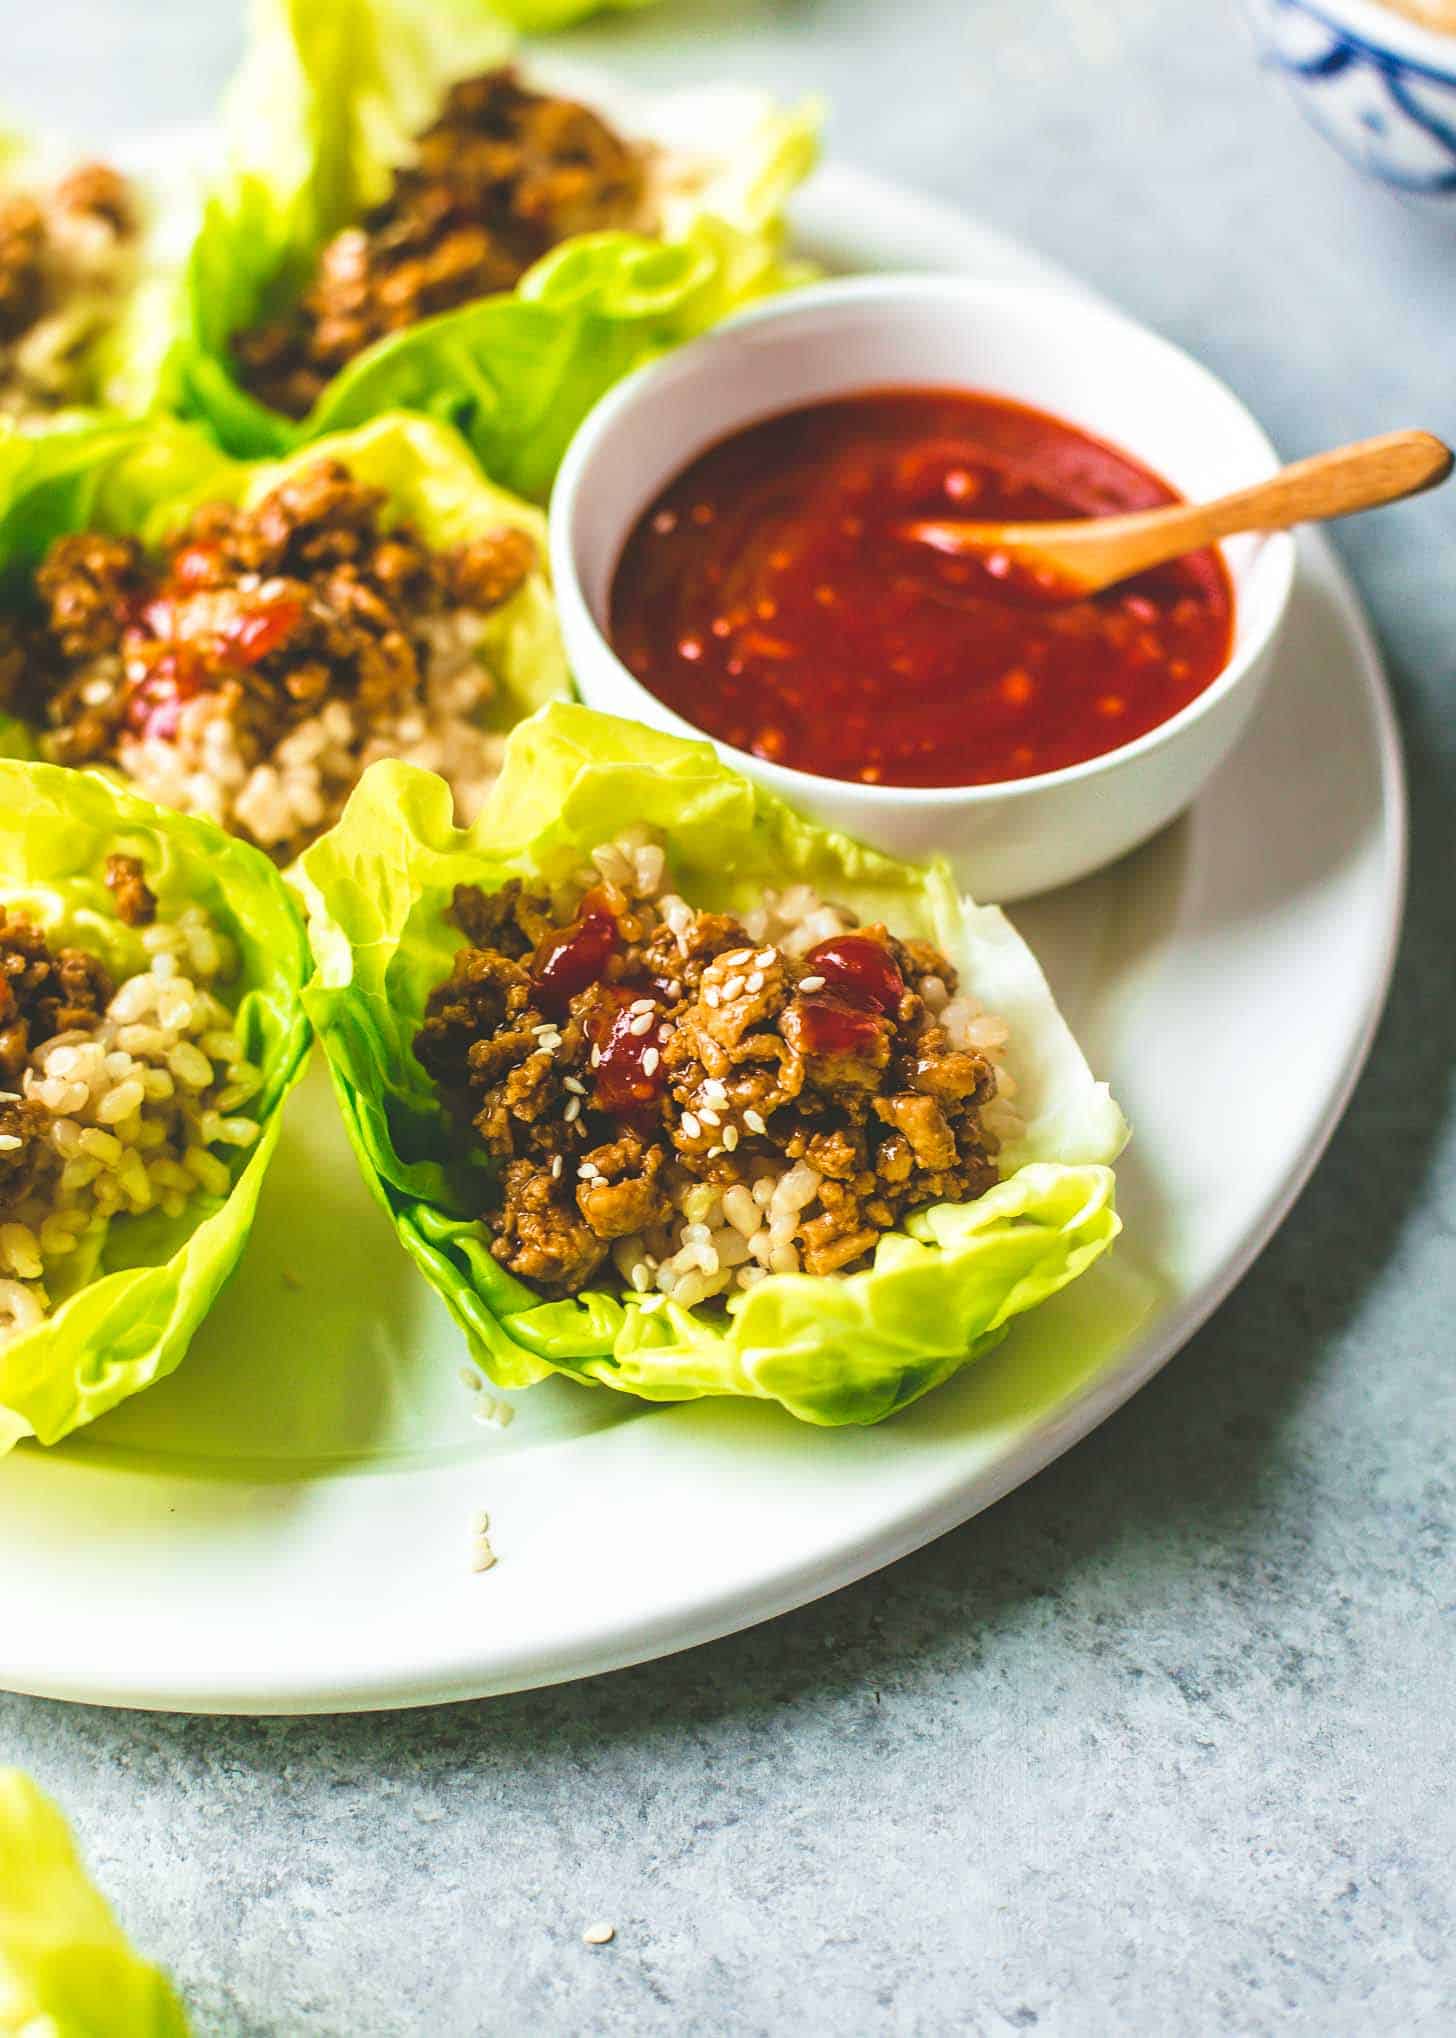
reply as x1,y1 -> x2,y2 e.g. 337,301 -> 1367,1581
1247,0 -> 1456,202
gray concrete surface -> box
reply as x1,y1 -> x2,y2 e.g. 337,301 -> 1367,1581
2,2 -> 1454,2031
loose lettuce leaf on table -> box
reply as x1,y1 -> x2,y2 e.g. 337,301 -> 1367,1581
0,408 -> 566,767
156,0 -> 818,496
297,703 -> 1128,1428
492,0 -> 660,22
0,1770 -> 190,2037
0,762 -> 311,1453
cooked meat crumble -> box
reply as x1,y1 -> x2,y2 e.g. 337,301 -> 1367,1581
235,69 -> 647,418
0,458 -> 537,861
0,906 -> 113,1083
0,162 -> 137,420
415,836 -> 1019,1305
104,854 -> 156,927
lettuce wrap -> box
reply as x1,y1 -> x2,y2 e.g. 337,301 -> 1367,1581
296,703 -> 1127,1427
0,761 -> 311,1453
0,127 -> 200,429
0,1770 -> 189,2037
0,408 -> 567,830
154,0 -> 818,498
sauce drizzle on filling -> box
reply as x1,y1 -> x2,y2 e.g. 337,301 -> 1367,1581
609,387 -> 1236,788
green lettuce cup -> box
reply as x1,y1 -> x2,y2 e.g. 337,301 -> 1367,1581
0,130 -> 199,429
0,408 -> 566,852
0,1770 -> 190,2037
297,703 -> 1127,1427
0,760 -> 310,1452
155,0 -> 818,497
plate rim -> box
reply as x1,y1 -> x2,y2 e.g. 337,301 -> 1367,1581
0,158 -> 1408,1713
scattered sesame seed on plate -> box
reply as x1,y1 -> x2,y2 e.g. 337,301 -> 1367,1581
628,1012 -> 654,1036
641,1047 -> 659,1077
628,998 -> 655,1015
799,974 -> 826,993
583,1923 -> 616,1946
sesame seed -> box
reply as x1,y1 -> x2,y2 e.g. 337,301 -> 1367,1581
563,1096 -> 581,1123
704,986 -> 721,1008
0,1090 -> 19,1103
583,1923 -> 616,1946
563,1076 -> 586,1095
723,1124 -> 740,1150
538,1031 -> 563,1051
744,1109 -> 768,1134
746,972 -> 764,994
532,1022 -> 554,1036
702,1079 -> 727,1104
551,1154 -> 563,1179
723,949 -> 752,968
681,1111 -> 702,1139
472,1509 -> 491,1534
629,1012 -> 654,1036
723,975 -> 745,1000
698,1106 -> 721,1127
590,1045 -> 602,1067
707,1144 -> 725,1158
630,1263 -> 651,1292
659,1022 -> 676,1039
0,1135 -> 20,1153
629,998 -> 655,1015
756,948 -> 777,968
666,981 -> 683,1000
579,1162 -> 599,1180
799,974 -> 826,993
642,1047 -> 660,1077
471,1540 -> 498,1574
459,1365 -> 481,1390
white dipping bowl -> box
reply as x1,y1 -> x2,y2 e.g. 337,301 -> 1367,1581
550,276 -> 1295,901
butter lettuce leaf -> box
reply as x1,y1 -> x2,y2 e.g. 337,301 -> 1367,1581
297,703 -> 1127,1427
0,409 -> 566,767
156,0 -> 818,495
0,1770 -> 190,2037
0,761 -> 311,1453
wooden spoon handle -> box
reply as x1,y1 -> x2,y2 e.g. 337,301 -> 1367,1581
1124,429 -> 1453,557
1038,430 -> 1452,587
907,430 -> 1453,592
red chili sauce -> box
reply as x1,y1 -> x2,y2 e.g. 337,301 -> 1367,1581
608,389 -> 1235,788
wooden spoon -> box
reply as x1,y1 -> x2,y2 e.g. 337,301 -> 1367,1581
900,429 -> 1453,595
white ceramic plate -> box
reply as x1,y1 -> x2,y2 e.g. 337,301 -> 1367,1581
0,164 -> 1403,1715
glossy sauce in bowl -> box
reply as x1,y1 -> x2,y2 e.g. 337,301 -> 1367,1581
608,388 -> 1234,789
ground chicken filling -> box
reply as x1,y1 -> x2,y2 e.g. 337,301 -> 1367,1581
415,831 -> 1023,1309
0,458 -> 536,862
235,68 -> 649,418
0,162 -> 137,420
0,876 -> 263,1344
